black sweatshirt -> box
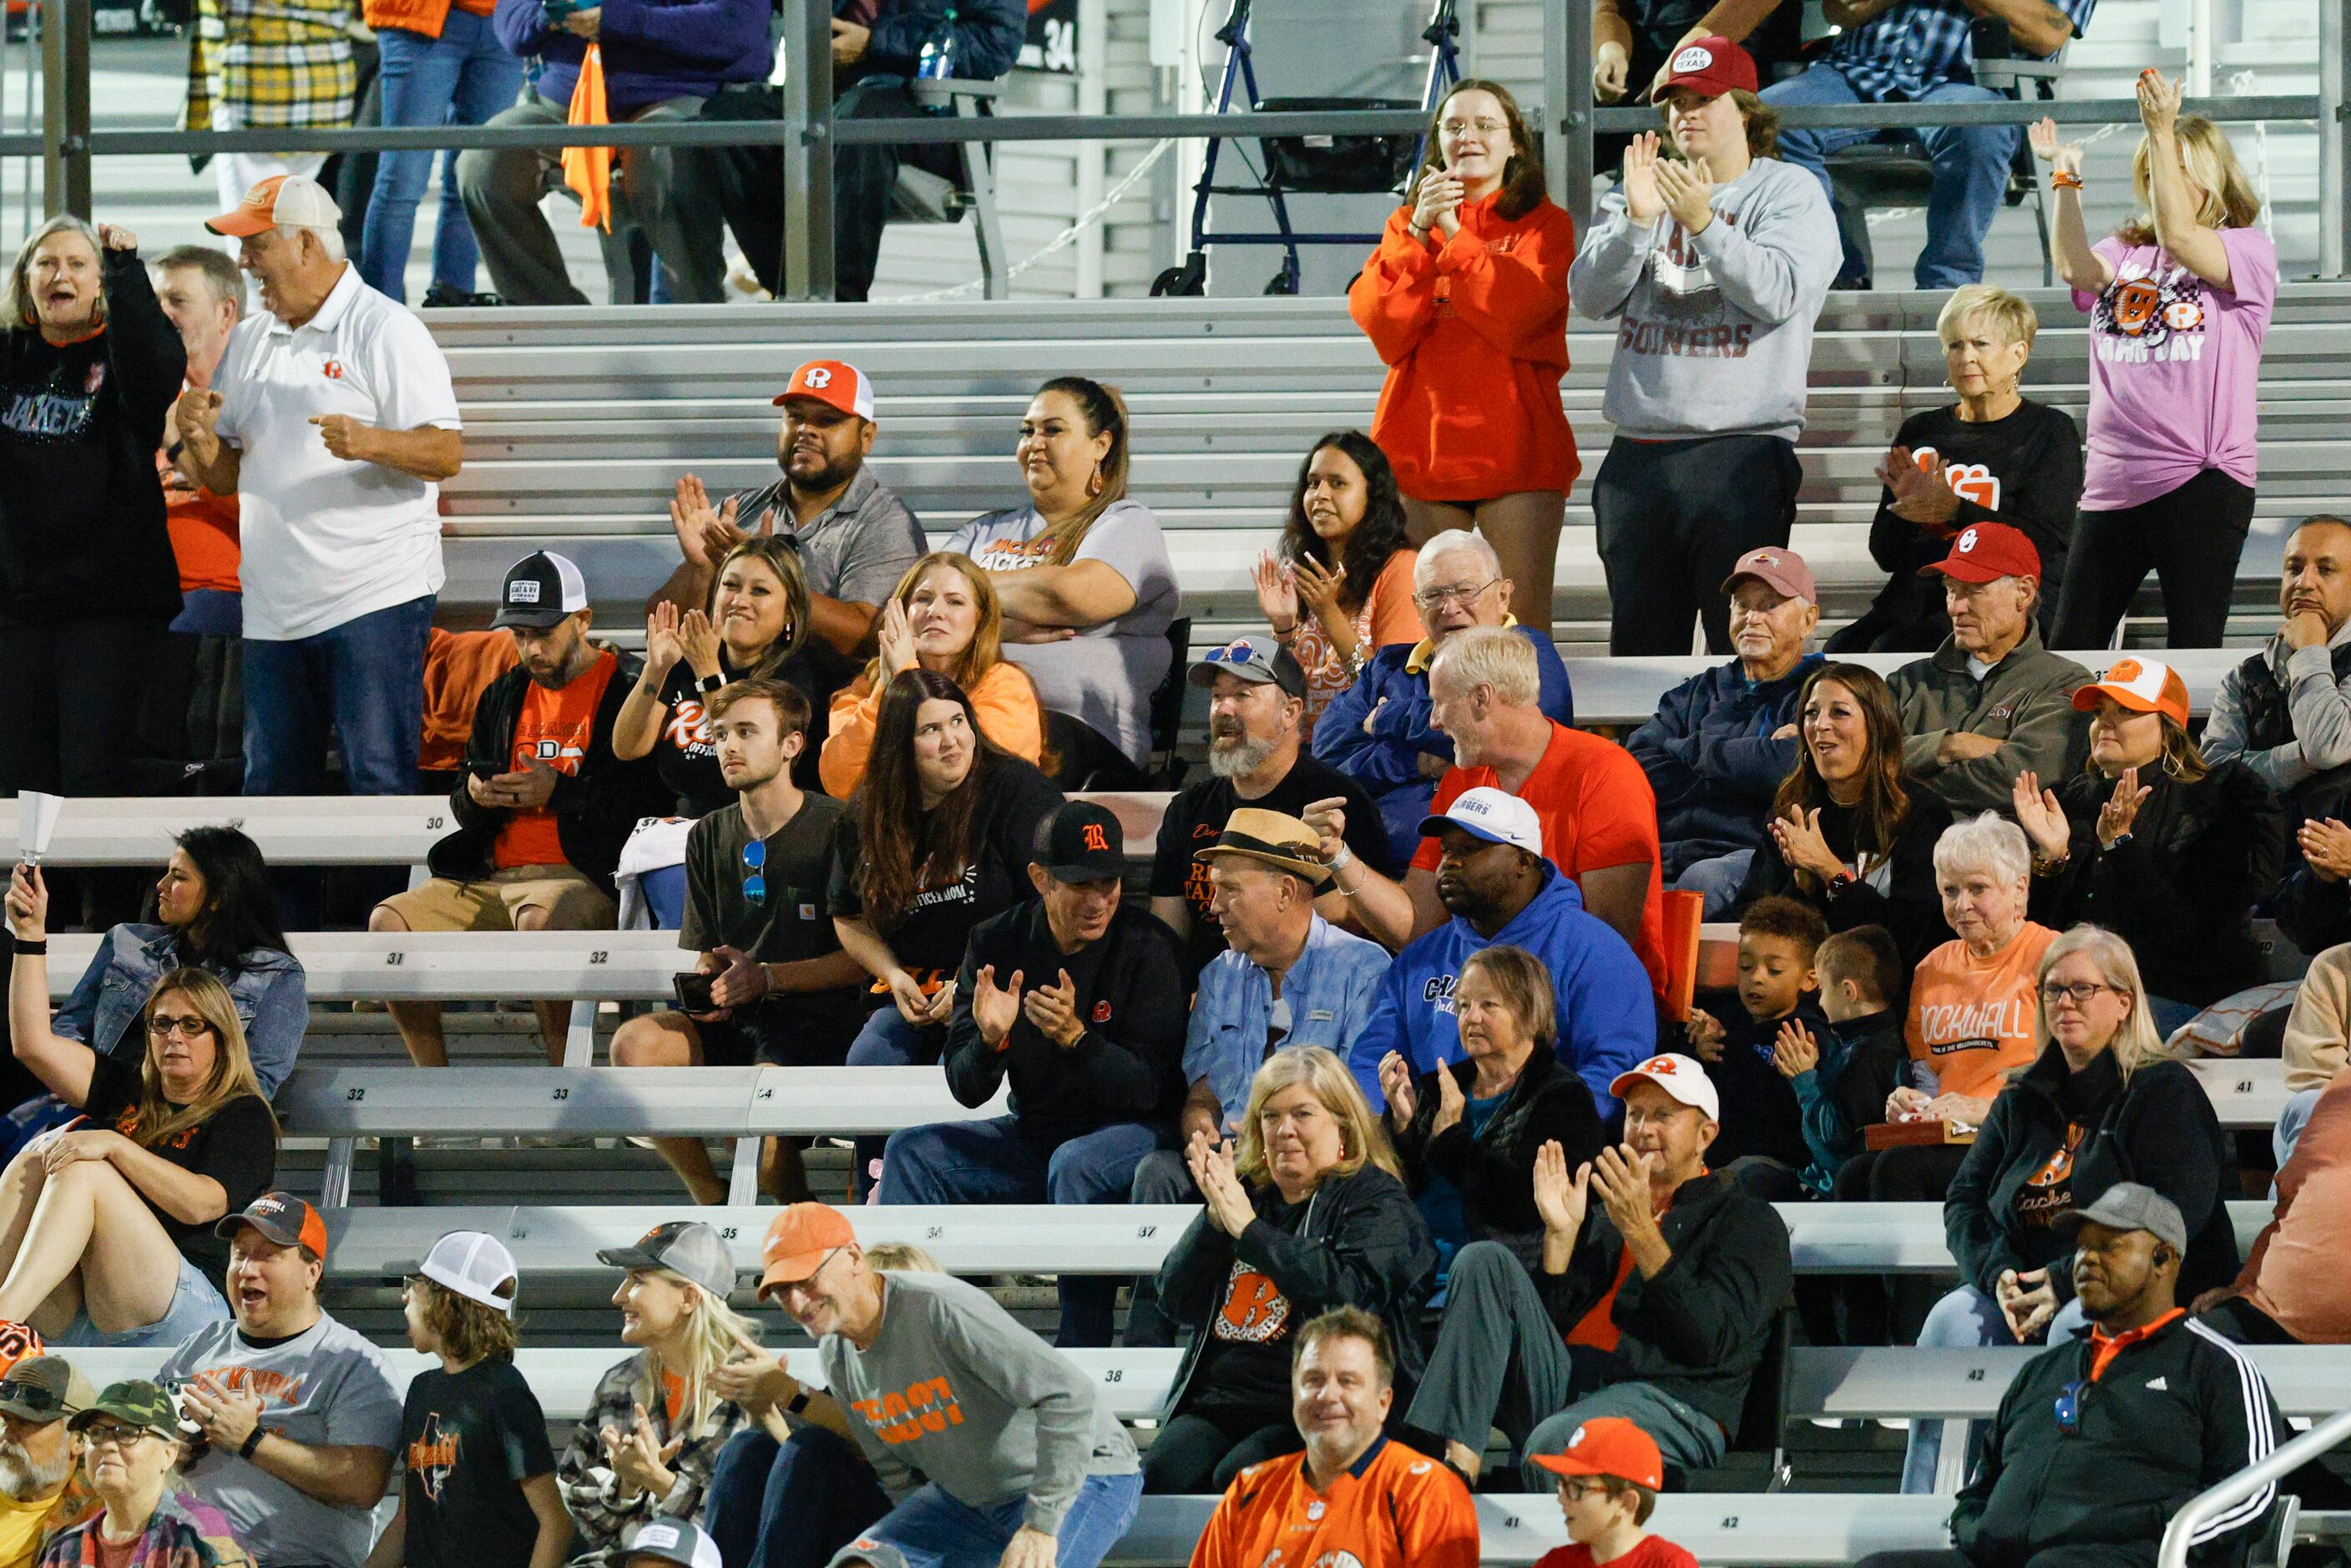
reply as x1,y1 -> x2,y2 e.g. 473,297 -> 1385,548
944,899 -> 1187,1149
1733,791 -> 1956,965
1391,1048 -> 1608,1266
1694,989 -> 1830,1175
1954,1313 -> 2286,1568
0,247 -> 184,623
1838,401 -> 2082,653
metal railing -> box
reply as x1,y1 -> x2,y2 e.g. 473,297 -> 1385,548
2157,1404 -> 2351,1568
14,0 -> 2351,294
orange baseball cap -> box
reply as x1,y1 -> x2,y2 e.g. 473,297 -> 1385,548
2072,655 -> 2192,729
772,360 -> 875,421
757,1203 -> 858,1297
1530,1416 -> 1665,1490
215,1191 -> 330,1259
205,174 -> 342,238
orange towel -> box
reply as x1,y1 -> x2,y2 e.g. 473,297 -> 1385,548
561,43 -> 613,231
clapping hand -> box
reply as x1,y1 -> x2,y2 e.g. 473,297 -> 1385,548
1622,132 -> 1666,224
677,608 -> 723,680
2301,817 -> 2351,883
1411,171 -> 1466,238
2097,766 -> 2151,850
1652,154 -> 1716,233
1291,555 -> 1347,626
2136,68 -> 2182,139
1430,1065 -> 1467,1136
1186,1130 -> 1256,1237
1022,969 -> 1085,1048
1878,445 -> 1960,528
1683,1004 -> 1727,1064
645,601 -> 686,680
876,596 -> 920,679
1251,553 -> 1301,637
2028,116 -> 2083,180
1378,1051 -> 1418,1129
601,1405 -> 683,1500
970,965 -> 1025,1048
174,387 -> 223,446
1588,1144 -> 1661,1247
706,1327 -> 796,1419
1772,1019 -> 1820,1080
2010,770 -> 2071,862
1769,805 -> 1848,882
1530,1139 -> 1590,1239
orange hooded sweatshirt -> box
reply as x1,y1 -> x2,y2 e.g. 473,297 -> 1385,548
1347,190 -> 1578,502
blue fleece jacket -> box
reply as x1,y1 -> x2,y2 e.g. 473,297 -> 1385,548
498,0 -> 772,116
853,0 -> 1028,85
1625,653 -> 1820,878
1313,624 -> 1575,863
1345,862 -> 1656,1120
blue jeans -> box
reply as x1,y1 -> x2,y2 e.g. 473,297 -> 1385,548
242,594 -> 434,797
1671,847 -> 1757,919
360,13 -> 525,301
55,1255 -> 230,1348
2275,1085 -> 2323,1171
846,1007 -> 936,1200
1900,1282 -> 2089,1492
878,1115 -> 1160,1347
705,1424 -> 889,1568
1762,63 -> 2017,289
827,1471 -> 1142,1568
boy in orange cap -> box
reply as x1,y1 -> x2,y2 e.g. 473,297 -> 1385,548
1530,1416 -> 1696,1568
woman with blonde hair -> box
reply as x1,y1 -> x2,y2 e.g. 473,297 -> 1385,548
1144,1046 -> 1437,1495
818,552 -> 1046,796
559,1222 -> 757,1568
945,377 -> 1178,787
1904,923 -> 2237,1491
2037,76 -> 2275,649
0,961 -> 275,1347
0,214 -> 185,801
1832,284 -> 2083,652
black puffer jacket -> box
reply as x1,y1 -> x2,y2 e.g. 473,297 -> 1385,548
1533,1168 -> 1792,1436
2029,760 -> 2284,1006
1391,1049 -> 1608,1267
1944,1046 -> 2238,1308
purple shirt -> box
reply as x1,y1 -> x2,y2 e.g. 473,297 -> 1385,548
2074,225 -> 2278,512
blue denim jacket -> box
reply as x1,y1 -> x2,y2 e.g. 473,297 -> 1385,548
52,924 -> 306,1095
1182,914 -> 1392,1130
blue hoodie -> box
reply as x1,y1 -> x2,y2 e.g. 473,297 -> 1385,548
1625,653 -> 1820,878
1345,862 -> 1656,1119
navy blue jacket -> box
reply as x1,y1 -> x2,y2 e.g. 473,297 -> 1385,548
850,0 -> 1026,85
1625,654 -> 1819,878
498,0 -> 773,115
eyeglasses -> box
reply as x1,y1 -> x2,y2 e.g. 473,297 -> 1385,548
1413,579 -> 1497,611
1559,1477 -> 1607,1500
2040,980 -> 2119,1008
146,1014 -> 215,1039
79,1424 -> 154,1449
1440,118 -> 1507,138
2054,1378 -> 2088,1435
741,840 -> 767,907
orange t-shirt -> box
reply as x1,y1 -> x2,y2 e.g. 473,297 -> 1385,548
492,650 -> 619,871
1191,1437 -> 1479,1568
1904,922 -> 2059,1101
660,1370 -> 686,1429
1413,721 -> 1667,996
157,443 -> 241,596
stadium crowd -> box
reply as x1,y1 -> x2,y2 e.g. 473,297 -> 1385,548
0,16 -> 2335,1568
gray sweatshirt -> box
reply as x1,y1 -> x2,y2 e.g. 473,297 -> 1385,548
1568,156 -> 1842,443
2202,620 -> 2351,794
822,1271 -> 1138,1534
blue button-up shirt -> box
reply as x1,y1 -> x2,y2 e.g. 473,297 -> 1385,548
1184,914 -> 1393,1131
1828,0 -> 2096,101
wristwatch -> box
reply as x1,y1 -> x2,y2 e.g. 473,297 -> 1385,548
1824,871 -> 1858,898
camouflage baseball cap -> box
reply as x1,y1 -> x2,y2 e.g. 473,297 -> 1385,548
68,1380 -> 179,1439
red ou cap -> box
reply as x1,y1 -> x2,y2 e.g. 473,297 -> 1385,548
1920,521 -> 2042,584
1656,36 -> 1758,99
1530,1416 -> 1666,1490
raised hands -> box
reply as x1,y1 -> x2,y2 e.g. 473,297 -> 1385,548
1772,1019 -> 1820,1080
1623,132 -> 1666,225
970,964 -> 1024,1047
1430,1063 -> 1467,1136
1022,969 -> 1085,1048
600,1405 -> 684,1499
1290,555 -> 1347,625
876,595 -> 920,679
2097,766 -> 2152,850
5,862 -> 48,942
2010,769 -> 2070,862
2136,68 -> 2182,139
2027,116 -> 2083,180
1411,169 -> 1466,238
1378,1050 -> 1418,1129
1588,1144 -> 1661,1246
1769,805 -> 1848,883
1530,1139 -> 1590,1239
1251,552 -> 1301,635
1186,1128 -> 1256,1237
1653,154 -> 1716,234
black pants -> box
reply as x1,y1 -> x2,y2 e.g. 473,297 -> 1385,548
2052,468 -> 2257,650
684,77 -> 963,301
1141,1406 -> 1300,1494
1833,1143 -> 1973,1345
1595,433 -> 1802,655
1860,1550 -> 2156,1568
2197,1295 -> 2298,1346
0,614 -> 167,797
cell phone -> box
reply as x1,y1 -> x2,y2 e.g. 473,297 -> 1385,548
674,971 -> 715,1013
542,0 -> 575,20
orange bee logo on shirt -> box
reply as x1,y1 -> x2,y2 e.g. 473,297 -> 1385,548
1212,1266 -> 1293,1343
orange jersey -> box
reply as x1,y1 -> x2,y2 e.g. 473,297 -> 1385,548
492,650 -> 619,870
1190,1436 -> 1479,1568
1349,192 -> 1578,503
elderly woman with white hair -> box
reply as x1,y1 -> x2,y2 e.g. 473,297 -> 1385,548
0,215 -> 185,801
1313,529 -> 1575,862
1900,923 -> 2238,1493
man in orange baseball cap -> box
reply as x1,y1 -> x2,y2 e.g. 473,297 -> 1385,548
1530,1417 -> 1698,1568
650,355 -> 923,658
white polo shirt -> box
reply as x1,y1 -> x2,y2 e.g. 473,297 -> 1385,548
214,263 -> 460,640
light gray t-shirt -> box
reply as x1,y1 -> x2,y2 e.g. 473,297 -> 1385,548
726,466 -> 926,609
158,1313 -> 403,1568
944,498 -> 1179,766
1568,156 -> 1842,443
821,1272 -> 1137,1536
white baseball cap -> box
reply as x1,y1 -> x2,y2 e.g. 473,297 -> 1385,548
623,1522 -> 722,1568
418,1230 -> 520,1317
1609,1053 -> 1721,1121
1418,786 -> 1543,857
206,174 -> 342,237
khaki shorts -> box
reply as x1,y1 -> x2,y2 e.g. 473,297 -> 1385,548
377,865 -> 616,933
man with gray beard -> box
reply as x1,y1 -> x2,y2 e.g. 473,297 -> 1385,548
1150,639 -> 1398,979
0,1358 -> 97,1568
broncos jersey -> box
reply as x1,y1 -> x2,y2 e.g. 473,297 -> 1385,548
1189,1435 -> 1478,1568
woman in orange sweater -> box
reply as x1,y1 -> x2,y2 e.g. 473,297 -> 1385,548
819,552 -> 1045,796
1349,78 -> 1577,633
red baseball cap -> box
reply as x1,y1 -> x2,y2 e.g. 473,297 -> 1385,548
757,1203 -> 858,1297
1530,1416 -> 1666,1490
772,360 -> 875,421
2072,656 -> 2192,729
1721,545 -> 1817,604
1921,521 -> 2042,584
1656,36 -> 1757,99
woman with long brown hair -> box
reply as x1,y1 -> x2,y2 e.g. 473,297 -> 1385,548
1735,661 -> 1954,960
1349,79 -> 1575,635
818,552 -> 1046,796
829,670 -> 1063,1193
614,534 -> 852,811
945,377 -> 1178,787
0,954 -> 274,1347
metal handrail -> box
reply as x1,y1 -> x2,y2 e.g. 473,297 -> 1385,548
2156,1404 -> 2351,1568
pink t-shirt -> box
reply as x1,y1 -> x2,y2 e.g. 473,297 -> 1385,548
2073,225 -> 2277,512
